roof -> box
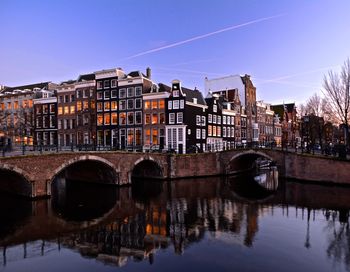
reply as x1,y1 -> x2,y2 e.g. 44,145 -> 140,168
78,73 -> 95,82
158,83 -> 171,93
128,71 -> 142,78
271,103 -> 296,121
3,82 -> 50,93
182,87 -> 206,105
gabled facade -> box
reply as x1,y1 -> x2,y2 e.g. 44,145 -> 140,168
165,80 -> 207,153
55,81 -> 77,148
143,83 -> 170,151
205,93 -> 223,151
33,90 -> 57,146
75,73 -> 96,146
95,68 -> 124,148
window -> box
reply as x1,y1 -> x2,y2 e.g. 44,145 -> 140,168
202,129 -> 206,139
145,129 -> 151,144
97,102 -> 103,112
135,128 -> 142,145
104,102 -> 110,111
173,100 -> 179,109
152,113 -> 158,124
180,99 -> 184,109
58,107 -> 63,115
97,114 -> 103,126
227,116 -> 231,125
50,104 -> 55,113
196,115 -> 201,126
111,79 -> 117,88
64,106 -> 69,114
218,116 -> 221,125
213,126 -> 217,136
223,116 -> 226,125
223,127 -> 226,137
71,94 -> 75,102
152,100 -> 158,109
208,125 -> 212,136
83,101 -> 88,109
208,114 -> 212,123
70,106 -> 75,114
127,99 -> 134,109
111,101 -> 118,110
160,113 -> 165,124
50,116 -> 56,128
196,129 -> 201,139
213,115 -> 217,124
231,127 -> 234,138
231,116 -> 235,125
217,126 -> 221,137
159,100 -> 165,109
145,101 -> 151,109
201,116 -> 206,126
135,111 -> 142,124
127,129 -> 134,146
152,128 -> 158,144
77,101 -> 82,111
127,87 -> 134,97
104,91 -> 110,99
119,100 -> 126,110
135,98 -> 142,109
135,86 -> 142,96
97,91 -> 103,100
168,101 -> 172,109
119,88 -> 126,98
173,90 -> 179,97
97,81 -> 103,89
65,95 -> 69,103
179,128 -> 183,141
36,105 -> 42,114
111,89 -> 118,98
213,105 -> 217,112
227,127 -> 230,137
145,113 -> 151,125
176,112 -> 183,123
104,114 -> 111,126
169,113 -> 175,124
59,96 -> 64,103
119,112 -> 126,125
76,90 -> 82,98
127,112 -> 134,125
104,80 -> 110,88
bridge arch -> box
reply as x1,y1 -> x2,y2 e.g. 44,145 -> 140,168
0,164 -> 34,197
48,155 -> 119,195
226,150 -> 274,174
130,156 -> 164,182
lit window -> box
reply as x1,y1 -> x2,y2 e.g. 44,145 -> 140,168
58,107 -> 63,115
152,100 -> 158,109
119,112 -> 126,125
111,113 -> 118,124
97,114 -> 103,126
159,100 -> 165,109
145,114 -> 151,124
111,101 -> 118,110
70,106 -> 75,114
152,113 -> 158,124
145,101 -> 151,109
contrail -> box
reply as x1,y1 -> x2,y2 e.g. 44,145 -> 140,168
256,65 -> 340,84
122,14 -> 285,60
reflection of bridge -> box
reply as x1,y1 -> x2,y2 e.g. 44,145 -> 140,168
0,149 -> 349,198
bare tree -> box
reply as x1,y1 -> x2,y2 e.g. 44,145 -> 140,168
323,58 -> 350,146
306,93 -> 323,116
297,103 -> 307,117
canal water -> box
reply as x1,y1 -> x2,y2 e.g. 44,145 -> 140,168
0,171 -> 350,272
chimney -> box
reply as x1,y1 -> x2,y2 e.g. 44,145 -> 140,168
146,67 -> 151,80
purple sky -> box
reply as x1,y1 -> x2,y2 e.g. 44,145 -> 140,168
0,0 -> 349,105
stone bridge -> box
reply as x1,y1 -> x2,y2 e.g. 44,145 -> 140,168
0,149 -> 349,198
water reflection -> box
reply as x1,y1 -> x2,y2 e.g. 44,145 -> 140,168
1,174 -> 350,271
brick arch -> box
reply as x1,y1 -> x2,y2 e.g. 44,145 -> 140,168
0,164 -> 34,197
47,155 -> 119,195
226,149 -> 274,174
128,156 -> 165,182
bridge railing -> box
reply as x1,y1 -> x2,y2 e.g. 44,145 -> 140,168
0,143 -> 348,160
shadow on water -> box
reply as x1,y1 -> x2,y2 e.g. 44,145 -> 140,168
227,168 -> 279,201
51,175 -> 118,222
0,193 -> 32,240
131,177 -> 164,203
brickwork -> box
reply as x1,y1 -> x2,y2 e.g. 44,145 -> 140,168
0,150 -> 349,198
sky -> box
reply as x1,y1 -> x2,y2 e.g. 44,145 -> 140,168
0,0 -> 349,105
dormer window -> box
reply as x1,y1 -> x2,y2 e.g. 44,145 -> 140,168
193,98 -> 197,104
